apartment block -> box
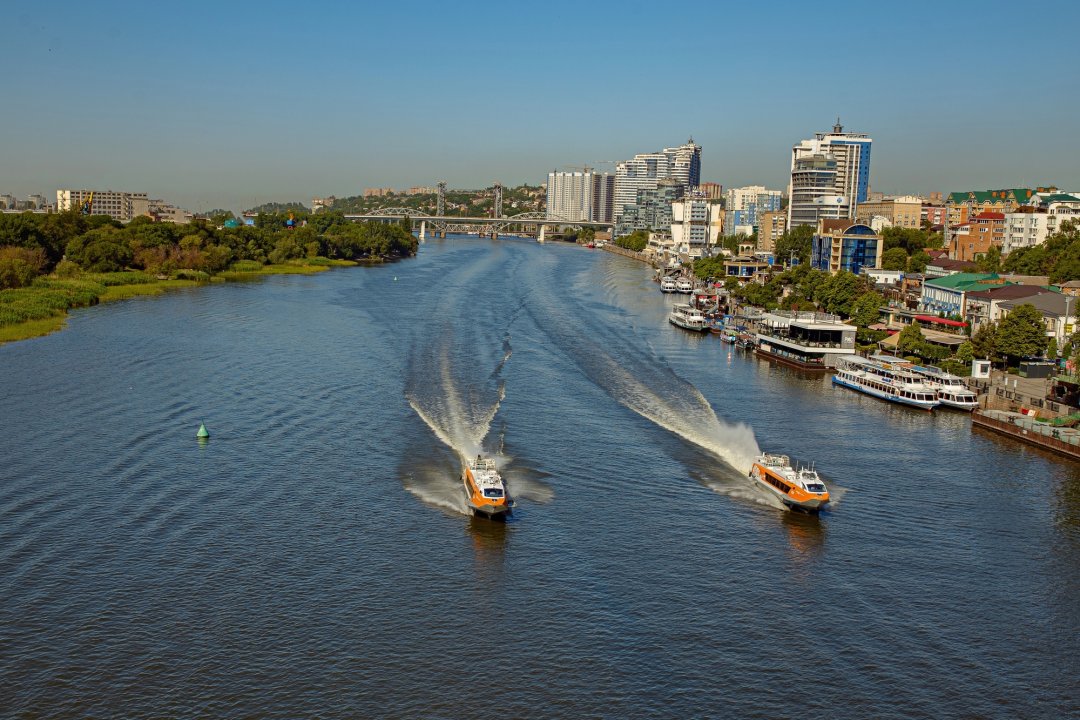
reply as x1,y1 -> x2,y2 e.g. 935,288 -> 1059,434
757,210 -> 787,254
855,195 -> 922,229
56,189 -> 150,222
724,185 -> 782,235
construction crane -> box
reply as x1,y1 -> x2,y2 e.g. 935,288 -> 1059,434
80,191 -> 95,215
562,161 -> 618,173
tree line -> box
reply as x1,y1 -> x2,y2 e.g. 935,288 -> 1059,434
0,210 -> 419,290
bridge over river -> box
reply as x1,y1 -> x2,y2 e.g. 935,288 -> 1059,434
345,209 -> 611,241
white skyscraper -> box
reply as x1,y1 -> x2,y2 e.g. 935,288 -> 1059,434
547,170 -> 615,223
612,140 -> 701,227
787,120 -> 872,228
547,171 -> 593,222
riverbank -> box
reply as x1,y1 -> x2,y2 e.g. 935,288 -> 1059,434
0,258 -> 357,345
600,243 -> 662,268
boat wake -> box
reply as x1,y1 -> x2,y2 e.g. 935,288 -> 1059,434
523,258 -> 760,475
400,463 -> 471,515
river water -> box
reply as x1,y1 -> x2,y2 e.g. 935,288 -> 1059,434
1,236 -> 1077,718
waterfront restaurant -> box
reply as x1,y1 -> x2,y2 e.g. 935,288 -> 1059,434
754,311 -> 857,370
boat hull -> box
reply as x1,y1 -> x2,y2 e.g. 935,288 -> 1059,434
754,346 -> 830,371
937,392 -> 979,411
669,317 -> 709,332
832,374 -> 937,410
467,499 -> 511,518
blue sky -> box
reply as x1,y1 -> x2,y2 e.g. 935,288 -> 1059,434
3,0 -> 1079,211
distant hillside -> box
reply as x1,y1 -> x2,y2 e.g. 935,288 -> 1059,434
245,201 -> 310,214
330,185 -> 545,216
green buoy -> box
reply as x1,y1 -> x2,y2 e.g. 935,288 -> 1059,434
196,423 -> 210,440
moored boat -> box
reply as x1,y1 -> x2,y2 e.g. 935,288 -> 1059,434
676,278 -> 694,294
660,276 -> 678,293
462,455 -> 511,518
669,304 -> 709,332
832,356 -> 939,410
908,364 -> 980,410
750,453 -> 830,512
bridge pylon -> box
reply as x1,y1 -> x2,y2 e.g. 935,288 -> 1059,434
492,183 -> 503,219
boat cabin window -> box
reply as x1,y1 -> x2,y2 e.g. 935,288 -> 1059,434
806,483 -> 826,493
483,488 -> 504,498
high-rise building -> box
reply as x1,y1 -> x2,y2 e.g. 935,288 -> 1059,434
724,185 -> 783,235
590,173 -> 615,224
546,170 -> 615,223
547,171 -> 592,222
788,154 -> 844,228
787,120 -> 872,228
671,189 -> 722,258
666,138 -> 702,188
757,211 -> 787,254
614,180 -> 684,238
699,182 -> 723,200
612,139 -> 701,230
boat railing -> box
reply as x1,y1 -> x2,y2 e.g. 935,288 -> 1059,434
756,328 -> 844,349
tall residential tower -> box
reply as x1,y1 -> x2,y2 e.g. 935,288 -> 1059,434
612,139 -> 701,230
787,120 -> 872,229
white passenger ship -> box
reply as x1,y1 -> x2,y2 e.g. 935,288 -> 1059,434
909,364 -> 979,410
668,304 -> 709,332
660,276 -> 678,293
832,356 -> 940,410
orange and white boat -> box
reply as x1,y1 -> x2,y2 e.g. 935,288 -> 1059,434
749,453 -> 830,512
462,455 -> 512,518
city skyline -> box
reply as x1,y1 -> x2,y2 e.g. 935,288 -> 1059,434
3,0 -> 1079,211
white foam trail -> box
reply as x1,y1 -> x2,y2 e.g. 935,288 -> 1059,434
704,478 -> 787,510
401,468 -> 469,515
595,352 -> 760,473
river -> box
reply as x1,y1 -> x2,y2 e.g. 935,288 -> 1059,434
1,236 -> 1077,718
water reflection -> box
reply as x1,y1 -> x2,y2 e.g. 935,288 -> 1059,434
780,511 -> 827,562
467,514 -> 509,582
1054,466 -> 1080,536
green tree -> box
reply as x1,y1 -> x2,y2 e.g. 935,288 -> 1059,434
615,230 -> 649,252
849,291 -> 884,327
976,245 -> 1002,273
881,226 -> 931,255
955,340 -> 974,364
774,225 -> 814,266
995,303 -> 1049,361
971,323 -> 999,361
896,322 -> 925,355
881,247 -> 908,271
65,227 -> 133,272
908,250 -> 931,274
815,271 -> 865,317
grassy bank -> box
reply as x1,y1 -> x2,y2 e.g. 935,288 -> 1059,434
0,258 -> 359,345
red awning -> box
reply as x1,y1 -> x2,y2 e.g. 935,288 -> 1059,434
914,315 -> 967,327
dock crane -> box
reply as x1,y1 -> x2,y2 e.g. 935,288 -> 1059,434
80,191 -> 95,215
